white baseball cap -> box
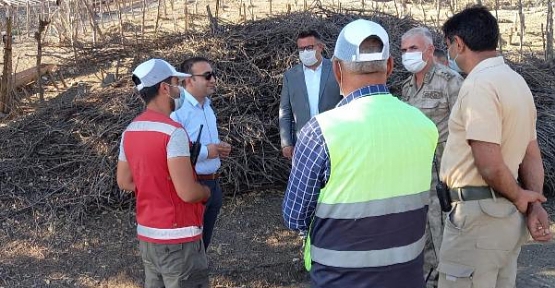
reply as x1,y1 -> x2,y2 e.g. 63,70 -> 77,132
132,59 -> 191,91
333,19 -> 390,62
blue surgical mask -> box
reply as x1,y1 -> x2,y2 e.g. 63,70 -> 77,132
447,46 -> 462,73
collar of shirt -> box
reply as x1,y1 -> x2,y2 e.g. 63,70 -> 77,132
409,64 -> 437,87
337,84 -> 390,107
184,88 -> 211,108
302,61 -> 323,73
467,56 -> 504,77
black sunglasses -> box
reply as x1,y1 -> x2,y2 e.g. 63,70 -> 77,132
192,71 -> 216,80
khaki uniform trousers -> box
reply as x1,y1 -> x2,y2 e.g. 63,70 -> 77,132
437,197 -> 528,288
139,239 -> 209,288
424,167 -> 444,288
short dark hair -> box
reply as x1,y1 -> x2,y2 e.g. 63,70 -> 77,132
433,49 -> 447,59
442,5 -> 498,52
296,30 -> 321,41
180,56 -> 211,74
132,75 -> 172,104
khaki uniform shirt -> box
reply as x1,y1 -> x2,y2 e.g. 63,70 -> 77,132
401,63 -> 463,165
440,56 -> 537,188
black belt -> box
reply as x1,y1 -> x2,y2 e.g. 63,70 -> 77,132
196,173 -> 219,181
449,186 -> 503,202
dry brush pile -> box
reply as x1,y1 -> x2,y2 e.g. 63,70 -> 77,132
1,8 -> 555,220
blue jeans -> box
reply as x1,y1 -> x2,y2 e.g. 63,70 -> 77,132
199,179 -> 223,251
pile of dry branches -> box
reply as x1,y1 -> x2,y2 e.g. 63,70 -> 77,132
1,9 -> 554,220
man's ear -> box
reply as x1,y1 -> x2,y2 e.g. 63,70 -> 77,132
332,59 -> 341,84
453,36 -> 465,53
386,57 -> 394,78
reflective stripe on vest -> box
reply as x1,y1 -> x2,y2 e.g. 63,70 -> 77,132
305,94 -> 438,271
137,224 -> 203,240
315,190 -> 429,219
311,233 -> 426,268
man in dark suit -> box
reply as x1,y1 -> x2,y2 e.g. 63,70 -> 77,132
279,30 -> 342,159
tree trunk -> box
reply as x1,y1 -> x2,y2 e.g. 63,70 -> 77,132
1,7 -> 13,114
36,19 -> 50,103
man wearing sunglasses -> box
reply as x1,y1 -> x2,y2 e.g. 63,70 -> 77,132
171,56 -> 231,252
279,30 -> 342,160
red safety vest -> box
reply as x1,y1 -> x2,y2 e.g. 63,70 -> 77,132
122,109 -> 204,244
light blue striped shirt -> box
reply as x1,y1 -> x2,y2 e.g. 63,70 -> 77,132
170,89 -> 221,175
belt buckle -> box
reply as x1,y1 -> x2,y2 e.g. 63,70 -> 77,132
457,188 -> 464,202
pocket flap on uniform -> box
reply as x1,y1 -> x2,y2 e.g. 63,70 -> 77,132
437,262 -> 474,278
419,98 -> 442,109
479,198 -> 517,218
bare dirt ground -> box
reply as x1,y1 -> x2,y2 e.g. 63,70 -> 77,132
0,191 -> 554,288
1,0 -> 555,287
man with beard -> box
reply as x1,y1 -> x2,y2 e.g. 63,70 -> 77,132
117,58 -> 211,287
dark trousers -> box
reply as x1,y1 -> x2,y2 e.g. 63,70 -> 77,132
199,179 -> 223,251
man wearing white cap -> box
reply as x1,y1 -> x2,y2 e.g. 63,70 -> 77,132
283,20 -> 438,287
117,58 -> 211,288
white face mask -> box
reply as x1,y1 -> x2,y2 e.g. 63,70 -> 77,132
299,49 -> 319,67
402,52 -> 427,73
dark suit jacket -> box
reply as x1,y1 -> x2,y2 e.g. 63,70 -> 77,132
279,58 -> 342,148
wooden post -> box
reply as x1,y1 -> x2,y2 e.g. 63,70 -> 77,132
216,0 -> 220,18
81,0 -> 102,45
287,3 -> 291,14
1,6 -> 13,114
100,0 -> 104,29
142,0 -> 147,41
495,0 -> 502,54
436,0 -> 440,29
517,0 -> 525,60
304,0 -> 307,10
243,3 -> 247,21
547,0 -> 554,61
171,0 -> 177,32
250,0 -> 254,21
269,0 -> 272,15
155,0 -> 163,39
26,2 -> 30,37
362,0 -> 365,11
116,0 -> 125,46
36,19 -> 50,103
543,23 -> 547,60
185,4 -> 189,31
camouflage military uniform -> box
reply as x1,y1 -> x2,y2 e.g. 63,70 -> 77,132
401,63 -> 463,288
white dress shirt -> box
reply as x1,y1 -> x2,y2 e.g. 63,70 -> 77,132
303,62 -> 322,118
170,89 -> 221,175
